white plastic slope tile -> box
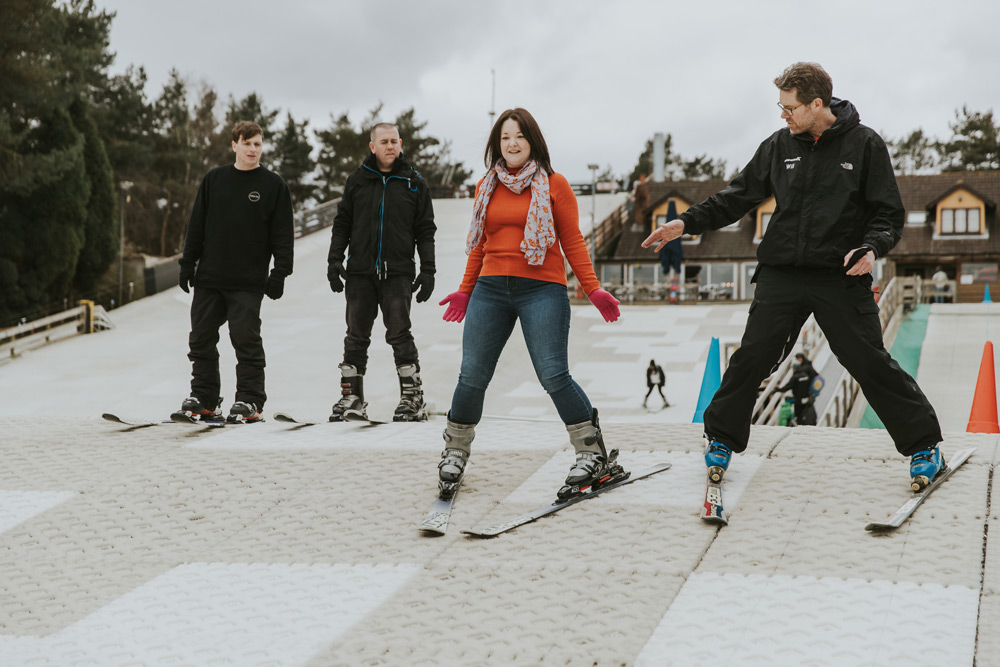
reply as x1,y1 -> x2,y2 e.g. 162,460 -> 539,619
186,417 -> 587,452
636,572 -> 978,666
977,594 -> 1000,667
0,490 -> 75,534
0,562 -> 420,666
316,561 -> 687,667
699,456 -> 987,586
983,467 -> 1000,596
501,450 -> 763,513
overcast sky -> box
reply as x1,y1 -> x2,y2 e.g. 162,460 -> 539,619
97,0 -> 1000,184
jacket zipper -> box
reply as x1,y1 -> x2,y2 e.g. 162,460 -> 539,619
363,165 -> 411,280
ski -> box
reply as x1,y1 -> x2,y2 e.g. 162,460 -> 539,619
702,479 -> 728,525
419,466 -> 470,536
168,412 -> 229,427
273,412 -> 319,426
102,413 -> 175,428
462,462 -> 671,538
865,447 -> 976,532
343,412 -> 388,426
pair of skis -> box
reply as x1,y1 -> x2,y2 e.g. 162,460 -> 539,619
272,412 -> 388,427
419,460 -> 673,538
102,413 -> 232,428
698,447 -> 977,532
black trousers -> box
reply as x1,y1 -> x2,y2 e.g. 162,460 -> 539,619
188,287 -> 266,408
704,266 -> 941,456
343,274 -> 417,375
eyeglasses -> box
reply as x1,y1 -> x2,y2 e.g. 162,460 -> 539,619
777,102 -> 804,115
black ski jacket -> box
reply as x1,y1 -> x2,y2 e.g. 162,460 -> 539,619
328,153 -> 436,280
679,99 -> 903,269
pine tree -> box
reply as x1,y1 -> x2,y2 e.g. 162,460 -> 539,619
271,112 -> 318,208
941,106 -> 1000,171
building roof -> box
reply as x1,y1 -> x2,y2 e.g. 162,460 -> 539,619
605,171 -> 1000,263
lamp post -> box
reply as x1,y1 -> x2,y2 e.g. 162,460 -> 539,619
118,181 -> 134,307
587,164 -> 599,263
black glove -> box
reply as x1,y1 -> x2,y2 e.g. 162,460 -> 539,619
265,275 -> 284,300
179,269 -> 194,293
412,272 -> 434,303
328,264 -> 347,293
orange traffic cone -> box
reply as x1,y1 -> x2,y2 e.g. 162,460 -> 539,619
967,341 -> 999,433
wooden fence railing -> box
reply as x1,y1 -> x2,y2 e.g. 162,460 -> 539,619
750,275 -> 917,428
0,301 -> 113,366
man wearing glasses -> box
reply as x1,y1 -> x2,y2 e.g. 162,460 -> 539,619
642,62 -> 944,491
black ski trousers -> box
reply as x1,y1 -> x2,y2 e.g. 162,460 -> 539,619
704,265 -> 942,456
188,287 -> 266,409
342,274 -> 418,375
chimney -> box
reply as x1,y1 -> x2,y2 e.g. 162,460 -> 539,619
652,132 -> 665,183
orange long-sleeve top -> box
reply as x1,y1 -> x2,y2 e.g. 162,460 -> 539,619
458,171 -> 602,295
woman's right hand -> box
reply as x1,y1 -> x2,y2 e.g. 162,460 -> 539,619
439,291 -> 471,323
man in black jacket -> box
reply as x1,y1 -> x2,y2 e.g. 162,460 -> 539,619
327,122 -> 436,422
177,120 -> 294,423
642,62 -> 944,491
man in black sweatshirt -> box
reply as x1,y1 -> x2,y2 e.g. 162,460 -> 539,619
177,120 -> 294,423
642,62 -> 944,491
326,122 -> 436,423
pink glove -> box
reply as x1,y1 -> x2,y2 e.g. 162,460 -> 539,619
588,288 -> 620,323
439,291 -> 471,323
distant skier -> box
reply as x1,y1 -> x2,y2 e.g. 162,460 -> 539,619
769,354 -> 817,426
643,359 -> 668,408
642,62 -> 944,491
177,120 -> 294,423
436,107 -> 622,501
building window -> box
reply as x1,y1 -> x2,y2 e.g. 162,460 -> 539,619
960,262 -> 997,285
906,211 -> 927,225
601,263 -> 624,285
755,213 -> 772,243
683,262 -> 737,300
940,208 -> 982,235
632,263 -> 656,286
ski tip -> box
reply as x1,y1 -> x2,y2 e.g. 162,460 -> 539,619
460,530 -> 496,539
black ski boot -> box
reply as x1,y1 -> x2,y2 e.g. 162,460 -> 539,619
329,364 -> 367,422
228,401 -> 262,423
179,396 -> 223,422
393,364 -> 428,422
438,418 -> 474,499
558,408 -> 627,501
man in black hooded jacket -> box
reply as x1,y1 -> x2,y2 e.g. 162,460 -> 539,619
327,122 -> 436,422
642,62 -> 944,491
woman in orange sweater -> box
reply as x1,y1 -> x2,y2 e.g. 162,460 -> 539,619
436,108 -> 621,501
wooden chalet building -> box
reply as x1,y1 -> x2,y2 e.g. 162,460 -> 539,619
591,171 -> 1000,303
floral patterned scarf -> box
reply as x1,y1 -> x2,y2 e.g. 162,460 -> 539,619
465,160 -> 555,266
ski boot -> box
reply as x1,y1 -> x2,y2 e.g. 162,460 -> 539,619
329,364 -> 368,422
558,409 -> 627,501
228,401 -> 262,423
910,445 -> 946,492
438,418 -> 474,499
705,438 -> 732,483
179,396 -> 223,422
393,364 -> 428,422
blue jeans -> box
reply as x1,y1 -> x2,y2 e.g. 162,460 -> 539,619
449,276 -> 592,425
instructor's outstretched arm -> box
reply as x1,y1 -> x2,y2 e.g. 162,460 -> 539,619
641,220 -> 685,252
